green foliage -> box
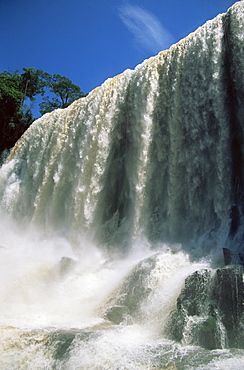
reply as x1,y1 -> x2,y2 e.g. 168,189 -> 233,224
39,74 -> 85,114
0,68 -> 86,154
20,67 -> 46,101
0,70 -> 33,153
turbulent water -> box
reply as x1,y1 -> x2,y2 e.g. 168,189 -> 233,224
0,1 -> 243,369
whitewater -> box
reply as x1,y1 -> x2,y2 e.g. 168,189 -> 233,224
0,1 -> 243,369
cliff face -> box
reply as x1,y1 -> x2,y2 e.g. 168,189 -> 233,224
0,1 -> 243,254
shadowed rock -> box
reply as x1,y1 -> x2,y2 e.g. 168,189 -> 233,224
167,266 -> 244,349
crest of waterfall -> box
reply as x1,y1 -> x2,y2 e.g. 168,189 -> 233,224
0,2 -> 243,254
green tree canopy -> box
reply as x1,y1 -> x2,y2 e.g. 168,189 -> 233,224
39,74 -> 85,114
0,68 -> 86,155
20,67 -> 47,102
0,70 -> 32,153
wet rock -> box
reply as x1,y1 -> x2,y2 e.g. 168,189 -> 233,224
211,265 -> 244,347
167,266 -> 244,349
104,253 -> 159,324
46,331 -> 76,361
59,257 -> 76,276
104,305 -> 125,325
195,315 -> 222,350
176,269 -> 212,316
167,307 -> 186,343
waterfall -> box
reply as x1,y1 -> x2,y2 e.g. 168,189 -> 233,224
0,2 -> 243,369
1,1 -> 243,255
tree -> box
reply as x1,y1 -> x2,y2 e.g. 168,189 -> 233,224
0,68 -> 86,155
0,71 -> 32,153
39,74 -> 85,114
20,67 -> 50,106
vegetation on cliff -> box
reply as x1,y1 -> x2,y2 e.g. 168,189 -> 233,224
0,68 -> 85,154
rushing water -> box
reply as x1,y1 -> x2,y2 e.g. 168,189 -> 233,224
0,1 -> 243,369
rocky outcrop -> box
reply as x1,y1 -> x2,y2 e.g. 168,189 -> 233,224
167,266 -> 244,349
104,254 -> 159,324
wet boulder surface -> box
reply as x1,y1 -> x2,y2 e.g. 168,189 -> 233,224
167,265 -> 244,349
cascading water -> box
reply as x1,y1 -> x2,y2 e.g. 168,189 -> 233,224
0,2 -> 243,369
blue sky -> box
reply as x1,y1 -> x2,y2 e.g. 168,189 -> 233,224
0,0 -> 237,116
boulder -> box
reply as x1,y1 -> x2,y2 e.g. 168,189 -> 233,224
167,266 -> 244,349
104,253 -> 159,324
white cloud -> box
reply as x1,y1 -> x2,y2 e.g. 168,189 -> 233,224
118,4 -> 174,53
